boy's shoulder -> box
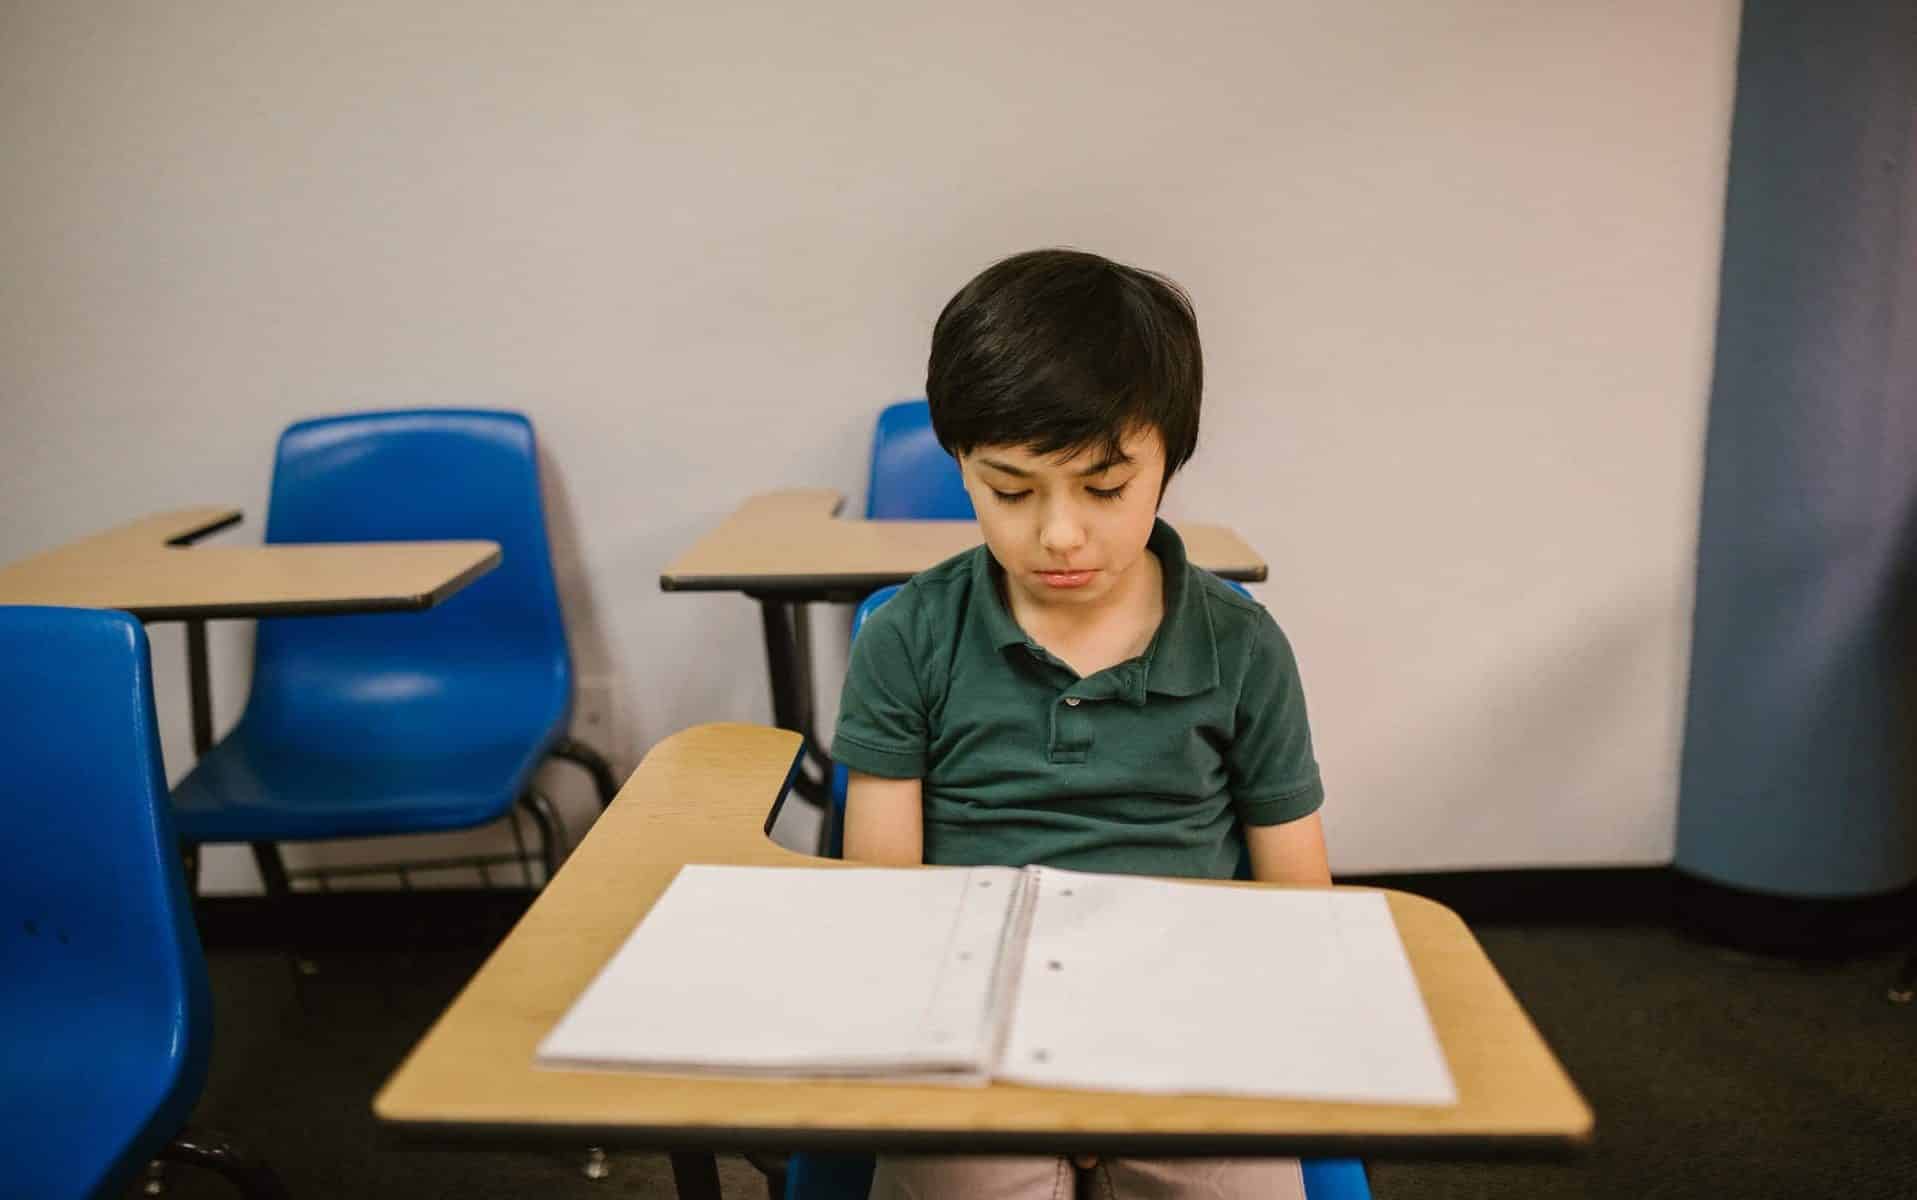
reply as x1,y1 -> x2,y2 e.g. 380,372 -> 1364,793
1185,561 -> 1265,615
1183,560 -> 1284,640
1175,562 -> 1303,693
862,542 -> 985,642
910,539 -> 985,594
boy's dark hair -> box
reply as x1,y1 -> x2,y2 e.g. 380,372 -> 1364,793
926,248 -> 1201,487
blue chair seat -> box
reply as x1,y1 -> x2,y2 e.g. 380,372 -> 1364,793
171,718 -> 554,842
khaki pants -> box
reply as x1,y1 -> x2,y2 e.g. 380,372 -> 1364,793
868,1154 -> 1307,1200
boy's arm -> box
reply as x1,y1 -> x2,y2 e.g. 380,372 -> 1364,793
843,770 -> 924,865
1245,812 -> 1332,885
1231,612 -> 1329,885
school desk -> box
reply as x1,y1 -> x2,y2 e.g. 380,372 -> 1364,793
374,722 -> 1593,1200
0,507 -> 500,883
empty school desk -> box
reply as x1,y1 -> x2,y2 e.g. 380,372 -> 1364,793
0,507 -> 499,881
374,723 -> 1594,1200
660,489 -> 1269,815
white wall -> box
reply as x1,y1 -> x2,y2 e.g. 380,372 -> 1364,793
0,1 -> 1738,889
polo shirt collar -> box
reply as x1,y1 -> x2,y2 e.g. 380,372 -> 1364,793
1139,518 -> 1220,698
971,518 -> 1220,699
975,544 -> 1034,653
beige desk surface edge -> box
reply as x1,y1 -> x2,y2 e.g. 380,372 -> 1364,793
660,490 -> 1268,585
0,508 -> 501,614
373,723 -> 1593,1149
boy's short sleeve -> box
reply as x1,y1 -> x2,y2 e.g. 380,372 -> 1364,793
831,596 -> 930,779
1229,616 -> 1325,826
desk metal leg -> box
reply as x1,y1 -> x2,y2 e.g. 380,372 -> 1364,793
186,619 -> 294,901
755,597 -> 835,848
251,841 -> 293,897
184,619 -> 307,972
669,1151 -> 723,1200
187,619 -> 215,757
181,620 -> 214,896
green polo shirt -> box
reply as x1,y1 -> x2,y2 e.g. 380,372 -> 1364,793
831,519 -> 1323,880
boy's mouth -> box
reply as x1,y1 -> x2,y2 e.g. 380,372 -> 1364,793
1036,569 -> 1097,589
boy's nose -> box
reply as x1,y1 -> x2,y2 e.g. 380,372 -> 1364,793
1039,507 -> 1088,556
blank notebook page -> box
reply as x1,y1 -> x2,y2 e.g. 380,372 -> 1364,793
996,869 -> 1457,1105
536,864 -> 1020,1076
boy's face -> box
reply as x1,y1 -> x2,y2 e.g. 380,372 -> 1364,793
960,425 -> 1167,615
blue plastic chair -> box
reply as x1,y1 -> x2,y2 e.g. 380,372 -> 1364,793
170,409 -> 615,891
865,398 -> 975,520
790,409 -> 1369,1200
0,607 -> 284,1200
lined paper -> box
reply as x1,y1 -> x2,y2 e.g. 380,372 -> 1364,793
997,869 -> 1456,1104
537,864 -> 1022,1076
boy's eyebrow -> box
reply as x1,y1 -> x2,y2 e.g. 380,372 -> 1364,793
978,452 -> 1135,479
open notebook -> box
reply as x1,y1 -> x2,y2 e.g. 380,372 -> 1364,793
537,864 -> 1456,1105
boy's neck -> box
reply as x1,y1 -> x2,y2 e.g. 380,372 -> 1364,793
1003,548 -> 1166,673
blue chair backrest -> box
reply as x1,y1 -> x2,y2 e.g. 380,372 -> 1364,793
865,399 -> 975,520
0,607 -> 210,1200
851,585 -> 906,641
245,409 -> 573,742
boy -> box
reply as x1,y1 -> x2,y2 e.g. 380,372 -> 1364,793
833,249 -> 1329,1200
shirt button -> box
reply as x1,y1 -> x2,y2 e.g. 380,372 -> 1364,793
1065,697 -> 1081,707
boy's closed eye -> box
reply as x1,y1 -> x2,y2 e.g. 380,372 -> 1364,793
988,483 -> 1129,504
974,449 -> 1140,507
